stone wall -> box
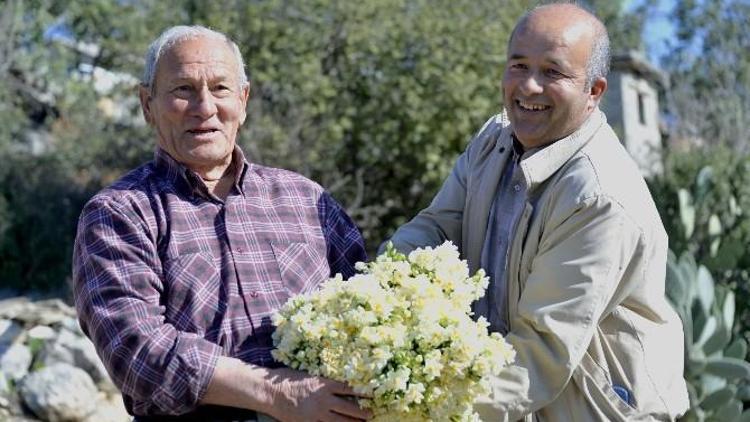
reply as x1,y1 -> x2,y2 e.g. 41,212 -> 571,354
0,297 -> 129,422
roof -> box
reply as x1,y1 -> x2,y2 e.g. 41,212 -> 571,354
610,50 -> 669,89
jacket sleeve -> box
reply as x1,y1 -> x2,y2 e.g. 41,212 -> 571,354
72,198 -> 222,416
474,195 -> 641,420
383,115 -> 500,254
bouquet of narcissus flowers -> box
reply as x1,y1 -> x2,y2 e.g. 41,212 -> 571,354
271,241 -> 516,421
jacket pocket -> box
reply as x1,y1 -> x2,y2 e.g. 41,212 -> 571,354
571,352 -> 650,422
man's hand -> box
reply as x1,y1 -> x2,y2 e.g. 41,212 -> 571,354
267,367 -> 371,422
202,356 -> 371,421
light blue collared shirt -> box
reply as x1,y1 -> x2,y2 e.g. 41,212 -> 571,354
477,139 -> 542,335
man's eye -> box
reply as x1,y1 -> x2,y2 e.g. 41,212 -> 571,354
510,63 -> 527,70
546,69 -> 563,77
174,85 -> 192,92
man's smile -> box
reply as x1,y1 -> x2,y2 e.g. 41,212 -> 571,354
516,99 -> 551,112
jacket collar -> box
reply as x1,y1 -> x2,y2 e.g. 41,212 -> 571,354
498,109 -> 605,192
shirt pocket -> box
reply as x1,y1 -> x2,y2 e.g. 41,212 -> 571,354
269,241 -> 330,299
162,252 -> 223,334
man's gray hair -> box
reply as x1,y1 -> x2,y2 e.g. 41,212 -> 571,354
142,25 -> 248,92
586,25 -> 610,89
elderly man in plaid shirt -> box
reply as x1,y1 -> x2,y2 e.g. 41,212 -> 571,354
73,26 -> 370,422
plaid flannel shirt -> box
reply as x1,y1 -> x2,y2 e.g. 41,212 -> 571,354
73,147 -> 366,417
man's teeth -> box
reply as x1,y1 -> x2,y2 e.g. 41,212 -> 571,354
518,101 -> 549,111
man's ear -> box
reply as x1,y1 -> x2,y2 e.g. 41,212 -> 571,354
139,85 -> 154,126
239,82 -> 251,125
589,77 -> 608,106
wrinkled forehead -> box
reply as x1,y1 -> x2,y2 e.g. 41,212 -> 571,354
157,36 -> 241,81
161,36 -> 235,66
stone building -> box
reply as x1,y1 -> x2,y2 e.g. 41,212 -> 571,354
600,50 -> 668,177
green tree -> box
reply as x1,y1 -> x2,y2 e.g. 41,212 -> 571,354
664,0 -> 750,151
0,0 -> 531,290
223,0 -> 529,245
584,0 -> 652,54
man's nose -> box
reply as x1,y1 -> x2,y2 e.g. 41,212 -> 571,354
191,86 -> 218,117
519,72 -> 544,95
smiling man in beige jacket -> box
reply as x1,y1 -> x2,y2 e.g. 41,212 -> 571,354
385,3 -> 689,421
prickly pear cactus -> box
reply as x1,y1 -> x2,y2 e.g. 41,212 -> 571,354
666,251 -> 750,422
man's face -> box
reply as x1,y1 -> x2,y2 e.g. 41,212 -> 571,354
139,36 -> 249,173
502,16 -> 605,149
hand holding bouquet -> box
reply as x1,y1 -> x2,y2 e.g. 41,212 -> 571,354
272,241 -> 515,421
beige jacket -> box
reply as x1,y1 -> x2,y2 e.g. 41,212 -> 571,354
388,110 -> 689,421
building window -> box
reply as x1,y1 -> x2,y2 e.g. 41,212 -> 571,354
637,92 -> 646,125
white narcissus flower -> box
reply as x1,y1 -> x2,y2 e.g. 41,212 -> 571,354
271,241 -> 516,421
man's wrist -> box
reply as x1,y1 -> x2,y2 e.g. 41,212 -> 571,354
201,356 -> 276,415
260,367 -> 299,420
244,363 -> 277,416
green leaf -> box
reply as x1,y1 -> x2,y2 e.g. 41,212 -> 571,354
696,266 -> 715,315
737,384 -> 750,402
695,316 -> 717,349
725,338 -> 748,360
700,385 -> 735,411
666,256 -> 689,308
694,166 -> 714,203
722,290 -> 735,331
704,357 -> 750,381
688,351 -> 707,375
710,399 -> 742,422
682,308 -> 694,348
678,253 -> 698,299
708,214 -> 722,237
682,407 -> 705,422
701,374 -> 729,397
679,188 -> 696,238
710,238 -> 721,257
687,381 -> 699,405
729,195 -> 741,218
702,319 -> 731,357
694,307 -> 709,341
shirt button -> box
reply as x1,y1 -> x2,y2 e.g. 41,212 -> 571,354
249,291 -> 260,298
514,184 -> 521,192
236,247 -> 245,254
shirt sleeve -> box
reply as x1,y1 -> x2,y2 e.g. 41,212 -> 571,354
72,197 -> 222,416
317,191 -> 367,279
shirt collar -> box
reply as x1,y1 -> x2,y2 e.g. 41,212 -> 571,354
498,108 -> 605,192
154,146 -> 249,198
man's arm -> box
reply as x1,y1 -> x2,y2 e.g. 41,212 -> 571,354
318,191 -> 367,278
73,198 -> 221,415
202,356 -> 371,421
474,196 -> 641,420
